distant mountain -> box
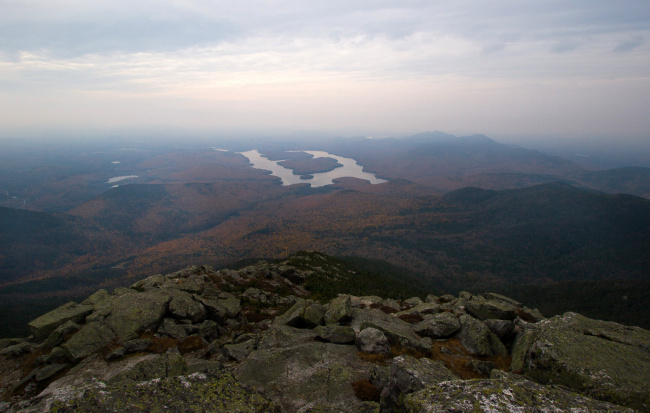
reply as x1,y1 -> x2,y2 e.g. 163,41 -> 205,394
579,166 -> 650,199
316,132 -> 587,192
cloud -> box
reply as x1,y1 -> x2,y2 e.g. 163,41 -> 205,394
613,35 -> 645,53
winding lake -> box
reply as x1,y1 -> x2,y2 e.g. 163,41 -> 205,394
239,150 -> 387,188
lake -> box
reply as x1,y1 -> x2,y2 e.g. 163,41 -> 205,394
239,150 -> 387,187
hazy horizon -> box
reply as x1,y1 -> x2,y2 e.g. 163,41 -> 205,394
1,1 -> 649,145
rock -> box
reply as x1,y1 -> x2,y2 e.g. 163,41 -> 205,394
350,296 -> 383,308
465,297 -> 518,321
167,289 -> 206,323
42,320 -> 80,349
106,352 -> 187,384
50,372 -> 279,413
402,371 -> 631,413
123,338 -> 151,354
0,341 -> 38,357
198,292 -> 242,323
105,290 -> 172,341
169,274 -> 207,294
480,292 -> 522,307
223,340 -> 255,361
511,312 -> 650,411
157,318 -> 188,340
395,302 -> 440,318
62,321 -> 116,361
237,341 -> 372,412
80,289 -> 110,306
324,295 -> 352,325
0,337 -> 25,350
484,319 -> 515,341
353,309 -> 432,356
414,312 -> 460,338
27,302 -> 93,341
273,299 -> 325,329
314,325 -> 356,344
256,325 -> 318,350
380,299 -> 401,312
185,319 -> 220,341
403,297 -> 423,307
356,327 -> 390,355
131,274 -> 168,292
303,302 -> 327,327
41,346 -> 69,364
34,363 -> 68,381
456,315 -> 506,356
380,354 -> 458,412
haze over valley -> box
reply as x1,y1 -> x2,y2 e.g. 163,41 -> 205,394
1,132 -> 649,337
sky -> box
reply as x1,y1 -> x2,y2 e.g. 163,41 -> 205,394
1,0 -> 649,143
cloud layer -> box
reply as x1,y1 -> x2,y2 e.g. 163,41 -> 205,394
1,0 -> 649,140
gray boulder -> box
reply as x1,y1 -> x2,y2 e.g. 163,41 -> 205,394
105,290 -> 172,341
198,292 -> 242,323
352,309 -> 432,356
27,302 -> 93,341
167,289 -> 206,323
324,295 -> 352,325
465,297 -> 518,321
62,321 -> 116,361
380,354 -> 458,413
484,319 -> 515,341
237,341 -> 373,412
356,327 -> 390,355
80,289 -> 110,306
414,312 -> 460,338
402,370 -> 630,412
456,315 -> 506,357
42,320 -> 80,349
314,325 -> 356,344
511,312 -> 650,411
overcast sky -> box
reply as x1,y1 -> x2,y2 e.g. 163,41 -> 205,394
1,0 -> 649,142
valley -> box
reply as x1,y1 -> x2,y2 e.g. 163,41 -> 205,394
1,133 -> 649,337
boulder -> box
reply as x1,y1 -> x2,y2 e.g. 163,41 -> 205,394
80,289 -> 110,306
105,290 -> 172,341
42,320 -> 80,349
223,340 -> 255,361
414,312 -> 460,338
352,309 -> 432,356
257,325 -> 319,350
62,321 -> 116,361
402,370 -> 630,412
303,302 -> 327,327
395,303 -> 440,318
198,292 -> 242,323
380,354 -> 458,413
0,341 -> 38,357
484,319 -> 515,341
511,312 -> 650,411
27,302 -> 93,341
324,295 -> 352,325
157,318 -> 188,340
50,371 -> 279,412
456,315 -> 506,357
237,341 -> 371,412
106,352 -> 187,384
314,325 -> 356,344
356,327 -> 390,355
130,274 -> 168,292
465,297 -> 518,321
167,290 -> 206,323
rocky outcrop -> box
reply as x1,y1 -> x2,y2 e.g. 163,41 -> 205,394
403,370 -> 631,412
1,251 -> 648,412
512,312 -> 650,411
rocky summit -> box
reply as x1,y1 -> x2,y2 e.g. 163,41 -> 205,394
0,251 -> 648,412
